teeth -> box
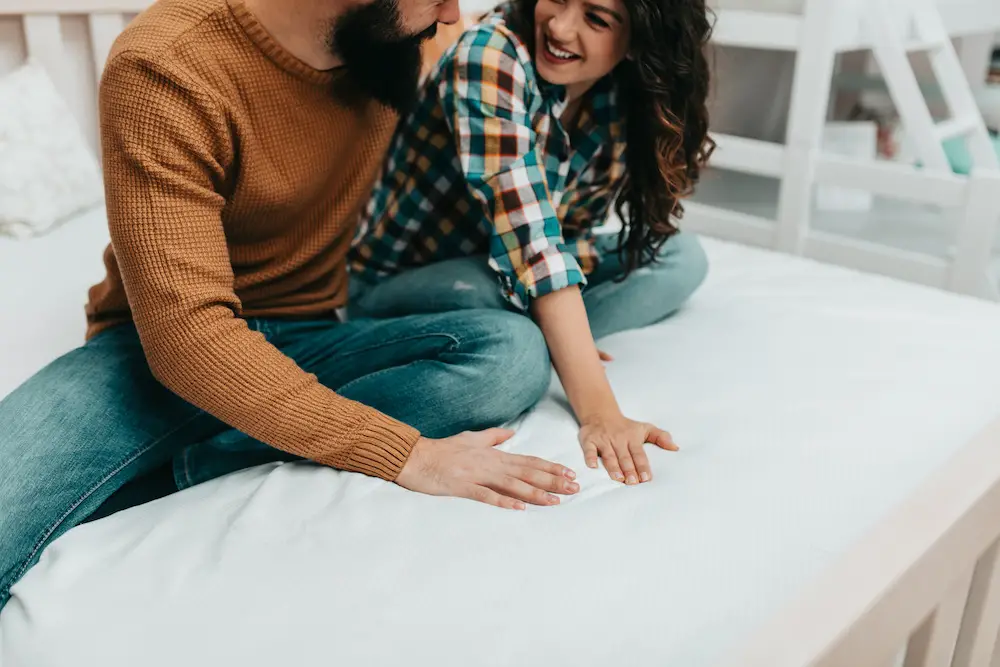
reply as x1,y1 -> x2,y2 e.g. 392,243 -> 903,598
546,39 -> 576,60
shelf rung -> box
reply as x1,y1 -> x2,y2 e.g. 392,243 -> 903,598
935,115 -> 982,141
905,37 -> 947,53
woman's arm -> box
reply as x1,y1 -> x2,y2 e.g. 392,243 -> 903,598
531,286 -> 618,421
440,26 -> 677,483
532,286 -> 677,484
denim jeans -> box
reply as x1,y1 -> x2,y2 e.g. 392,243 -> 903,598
0,309 -> 550,610
349,232 -> 710,341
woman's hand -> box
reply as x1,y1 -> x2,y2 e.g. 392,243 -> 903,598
578,415 -> 678,484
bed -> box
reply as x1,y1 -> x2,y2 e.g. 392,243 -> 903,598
3,3 -> 1000,667
2,206 -> 1000,667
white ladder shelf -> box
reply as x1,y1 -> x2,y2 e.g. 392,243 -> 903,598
694,0 -> 1000,301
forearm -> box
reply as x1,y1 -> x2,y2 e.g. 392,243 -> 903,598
530,287 -> 621,424
137,306 -> 418,479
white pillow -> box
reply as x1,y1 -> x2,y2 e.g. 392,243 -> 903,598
0,60 -> 104,239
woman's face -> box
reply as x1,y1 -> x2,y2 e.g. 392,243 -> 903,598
532,0 -> 629,93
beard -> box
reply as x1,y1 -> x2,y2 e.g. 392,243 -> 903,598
329,0 -> 438,115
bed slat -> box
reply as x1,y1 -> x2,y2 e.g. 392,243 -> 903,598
903,568 -> 974,667
953,540 -> 1000,667
22,14 -> 65,90
87,13 -> 126,85
0,0 -> 150,13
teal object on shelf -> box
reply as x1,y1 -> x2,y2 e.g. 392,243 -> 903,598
941,134 -> 1000,175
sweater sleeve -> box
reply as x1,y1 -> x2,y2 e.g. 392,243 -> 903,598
98,51 -> 419,481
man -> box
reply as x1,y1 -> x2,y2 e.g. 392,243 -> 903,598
0,0 -> 582,611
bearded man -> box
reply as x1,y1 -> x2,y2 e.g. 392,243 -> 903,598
0,0 -> 577,610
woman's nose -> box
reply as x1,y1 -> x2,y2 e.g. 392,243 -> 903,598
547,10 -> 579,43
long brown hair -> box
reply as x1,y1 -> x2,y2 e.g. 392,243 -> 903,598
507,0 -> 716,274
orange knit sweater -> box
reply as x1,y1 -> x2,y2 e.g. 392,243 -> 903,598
85,0 -> 430,480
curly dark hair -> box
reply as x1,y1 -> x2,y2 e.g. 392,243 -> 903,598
506,0 -> 716,274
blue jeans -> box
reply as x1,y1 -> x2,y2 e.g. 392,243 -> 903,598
350,232 -> 709,340
0,309 -> 550,610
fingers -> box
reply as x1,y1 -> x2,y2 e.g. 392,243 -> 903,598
600,440 -> 645,485
509,464 -> 580,496
478,428 -> 516,447
598,442 -> 625,483
489,475 -> 563,507
629,443 -> 652,483
465,484 -> 526,511
504,453 -> 576,481
647,427 -> 679,451
581,439 -> 599,469
613,441 -> 640,485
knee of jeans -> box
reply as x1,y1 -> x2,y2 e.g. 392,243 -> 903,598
441,282 -> 508,311
461,311 -> 551,425
669,232 -> 709,292
657,232 -> 710,296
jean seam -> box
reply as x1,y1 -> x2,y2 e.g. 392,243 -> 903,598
337,359 -> 438,397
5,411 -> 205,593
182,445 -> 194,489
335,333 -> 464,396
335,332 -> 462,360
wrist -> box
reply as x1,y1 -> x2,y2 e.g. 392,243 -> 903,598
578,405 -> 624,427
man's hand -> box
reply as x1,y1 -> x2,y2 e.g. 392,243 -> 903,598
395,428 -> 579,510
579,415 -> 678,485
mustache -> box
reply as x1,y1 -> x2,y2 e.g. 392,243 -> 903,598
329,8 -> 440,115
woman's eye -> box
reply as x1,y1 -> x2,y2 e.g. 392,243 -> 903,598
587,12 -> 610,28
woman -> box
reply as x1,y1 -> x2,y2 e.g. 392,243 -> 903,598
349,0 -> 715,487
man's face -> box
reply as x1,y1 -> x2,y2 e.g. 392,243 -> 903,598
329,0 -> 460,114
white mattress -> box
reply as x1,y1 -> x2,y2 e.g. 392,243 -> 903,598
3,217 -> 1000,667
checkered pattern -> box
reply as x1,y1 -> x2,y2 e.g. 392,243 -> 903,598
350,7 -> 626,309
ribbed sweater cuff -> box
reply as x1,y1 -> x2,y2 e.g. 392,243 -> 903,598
336,411 -> 420,482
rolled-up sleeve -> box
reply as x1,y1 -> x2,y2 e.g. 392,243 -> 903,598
439,30 -> 585,310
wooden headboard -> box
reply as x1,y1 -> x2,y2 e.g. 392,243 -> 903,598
0,0 -> 153,152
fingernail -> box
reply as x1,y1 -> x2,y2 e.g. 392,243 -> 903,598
640,472 -> 650,482
566,482 -> 579,493
626,475 -> 638,485
614,473 -> 625,482
587,461 -> 598,469
547,494 -> 560,505
514,501 -> 526,511
564,469 -> 576,480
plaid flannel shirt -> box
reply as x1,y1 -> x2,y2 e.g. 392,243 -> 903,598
350,8 -> 627,309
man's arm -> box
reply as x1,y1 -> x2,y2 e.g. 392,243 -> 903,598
99,52 -> 417,480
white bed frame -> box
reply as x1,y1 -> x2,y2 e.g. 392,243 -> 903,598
698,0 -> 1000,302
3,2 -> 1000,665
